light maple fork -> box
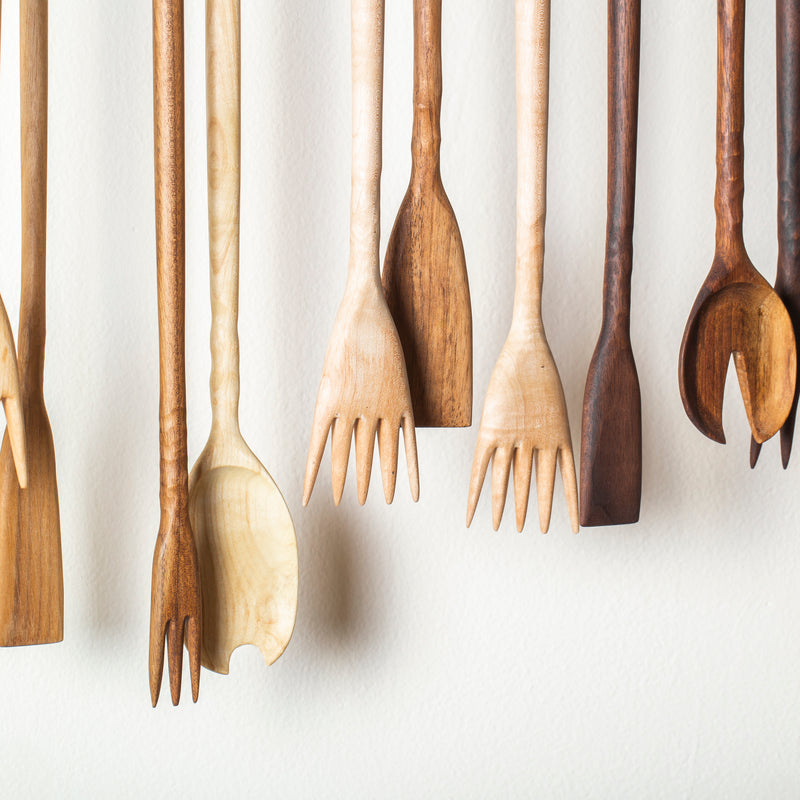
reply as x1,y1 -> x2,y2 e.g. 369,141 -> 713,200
304,0 -> 419,507
188,0 -> 298,675
467,0 -> 579,533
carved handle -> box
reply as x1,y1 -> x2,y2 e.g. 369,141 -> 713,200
602,0 -> 640,331
19,0 -> 48,398
714,0 -> 746,256
511,0 -> 549,330
153,0 -> 189,516
347,0 -> 384,288
411,0 -> 442,177
206,0 -> 241,434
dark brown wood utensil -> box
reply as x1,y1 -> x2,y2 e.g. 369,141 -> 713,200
579,0 -> 642,527
750,0 -> 800,468
679,0 -> 796,448
382,0 -> 472,428
149,0 -> 201,706
0,0 -> 63,646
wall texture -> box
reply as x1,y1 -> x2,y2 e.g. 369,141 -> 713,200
0,1 -> 796,797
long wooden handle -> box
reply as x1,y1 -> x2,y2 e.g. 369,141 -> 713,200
602,0 -> 640,330
410,0 -> 442,177
206,0 -> 241,433
511,0 -> 549,329
19,0 -> 47,398
777,0 -> 800,289
348,0 -> 384,286
153,0 -> 189,514
714,0 -> 745,256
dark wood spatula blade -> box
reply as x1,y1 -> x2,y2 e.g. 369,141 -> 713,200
580,335 -> 642,526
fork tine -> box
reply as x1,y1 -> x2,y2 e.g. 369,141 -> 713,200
149,618 -> 166,707
166,618 -> 184,706
377,418 -> 400,503
466,441 -> 493,527
491,446 -> 513,530
535,449 -> 557,533
303,415 -> 332,506
330,417 -> 354,505
513,444 -> 534,532
354,417 -> 377,505
186,616 -> 201,703
558,447 -> 580,533
2,392 -> 27,488
401,415 -> 419,502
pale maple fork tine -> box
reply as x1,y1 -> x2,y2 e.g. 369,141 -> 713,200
304,0 -> 419,508
0,296 -> 26,488
467,0 -> 578,534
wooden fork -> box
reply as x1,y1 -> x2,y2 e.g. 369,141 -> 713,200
467,0 -> 579,533
303,0 -> 419,507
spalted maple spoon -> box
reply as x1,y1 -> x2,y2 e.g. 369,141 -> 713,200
679,0 -> 796,445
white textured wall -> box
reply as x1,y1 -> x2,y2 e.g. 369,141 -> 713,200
0,1 -> 796,797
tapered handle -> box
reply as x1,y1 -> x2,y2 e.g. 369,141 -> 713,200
512,0 -> 549,330
348,0 -> 384,287
19,0 -> 48,399
206,0 -> 241,434
714,0 -> 746,256
602,0 -> 640,330
153,0 -> 189,514
411,0 -> 442,176
777,0 -> 800,286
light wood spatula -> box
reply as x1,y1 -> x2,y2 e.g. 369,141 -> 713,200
0,0 -> 62,647
188,0 -> 298,675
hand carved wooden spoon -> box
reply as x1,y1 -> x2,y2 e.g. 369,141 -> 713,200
679,0 -> 796,446
750,0 -> 800,468
150,0 -> 202,706
188,0 -> 298,675
580,0 -> 642,526
0,0 -> 61,647
467,0 -> 578,533
382,0 -> 472,428
304,0 -> 419,507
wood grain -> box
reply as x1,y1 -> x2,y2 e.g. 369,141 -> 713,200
188,0 -> 298,676
579,0 -> 642,527
679,0 -> 796,446
467,0 -> 578,534
751,0 -> 800,467
149,0 -> 201,706
304,0 -> 419,507
0,0 -> 63,647
382,0 -> 472,428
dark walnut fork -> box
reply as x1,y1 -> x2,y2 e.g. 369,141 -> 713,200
751,0 -> 800,468
679,0 -> 796,450
149,0 -> 201,706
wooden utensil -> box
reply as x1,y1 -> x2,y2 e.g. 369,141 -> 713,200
149,0 -> 202,706
0,293 -> 27,490
187,0 -> 298,675
579,0 -> 642,527
750,0 -> 800,468
679,0 -> 796,447
466,0 -> 579,534
304,0 -> 419,507
0,0 -> 61,647
381,0 -> 472,428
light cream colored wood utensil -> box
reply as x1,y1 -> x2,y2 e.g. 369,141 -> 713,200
467,0 -> 579,533
188,0 -> 298,674
304,0 -> 419,507
0,0 -> 62,647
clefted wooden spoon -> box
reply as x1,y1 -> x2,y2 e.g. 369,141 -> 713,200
382,0 -> 472,428
750,0 -> 800,468
0,0 -> 62,647
188,0 -> 298,675
679,0 -> 796,446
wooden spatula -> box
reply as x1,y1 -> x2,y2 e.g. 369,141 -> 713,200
0,0 -> 63,647
188,0 -> 298,675
382,0 -> 472,428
